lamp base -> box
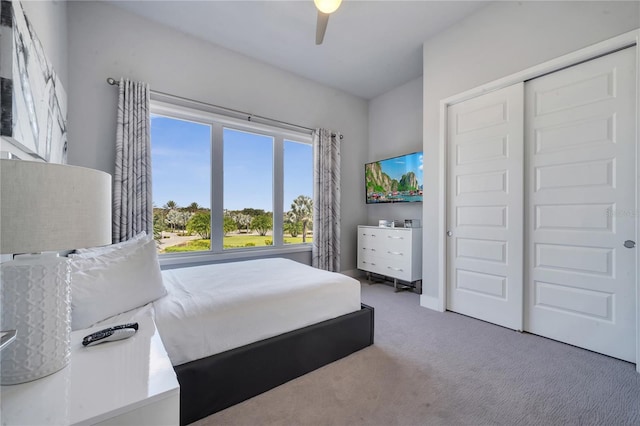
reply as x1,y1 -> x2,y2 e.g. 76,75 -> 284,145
1,253 -> 71,385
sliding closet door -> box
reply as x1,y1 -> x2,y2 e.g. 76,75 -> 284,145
524,48 -> 636,362
447,83 -> 524,330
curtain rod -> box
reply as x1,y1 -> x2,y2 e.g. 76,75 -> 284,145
106,77 -> 343,139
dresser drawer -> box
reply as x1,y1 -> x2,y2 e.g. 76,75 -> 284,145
380,231 -> 412,253
357,254 -> 385,276
379,245 -> 410,260
358,229 -> 384,252
380,262 -> 412,282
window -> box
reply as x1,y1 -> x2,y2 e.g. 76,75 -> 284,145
223,128 -> 274,249
150,101 -> 313,256
283,140 -> 313,244
150,115 -> 211,254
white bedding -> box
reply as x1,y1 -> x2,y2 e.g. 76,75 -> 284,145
152,258 -> 361,366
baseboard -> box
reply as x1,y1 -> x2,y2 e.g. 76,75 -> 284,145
420,294 -> 444,312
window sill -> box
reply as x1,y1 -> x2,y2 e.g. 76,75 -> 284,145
158,244 -> 312,269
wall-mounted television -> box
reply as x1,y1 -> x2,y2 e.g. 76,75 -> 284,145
365,151 -> 423,204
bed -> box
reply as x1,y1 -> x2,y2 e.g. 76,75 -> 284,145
157,258 -> 374,424
69,236 -> 374,425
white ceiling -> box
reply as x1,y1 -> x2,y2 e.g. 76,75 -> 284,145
110,1 -> 490,100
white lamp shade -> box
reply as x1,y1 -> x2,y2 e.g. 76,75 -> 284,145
0,159 -> 112,254
314,0 -> 342,14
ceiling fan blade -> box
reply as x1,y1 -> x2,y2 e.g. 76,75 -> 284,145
316,11 -> 330,45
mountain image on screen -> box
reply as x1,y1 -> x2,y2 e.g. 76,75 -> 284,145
365,152 -> 423,203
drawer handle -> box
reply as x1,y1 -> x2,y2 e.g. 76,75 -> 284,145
387,251 -> 402,255
387,236 -> 404,239
387,266 -> 403,271
371,248 -> 376,252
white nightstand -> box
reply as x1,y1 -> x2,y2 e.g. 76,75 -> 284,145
1,311 -> 180,425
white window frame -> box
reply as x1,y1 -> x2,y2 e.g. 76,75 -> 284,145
150,99 -> 313,267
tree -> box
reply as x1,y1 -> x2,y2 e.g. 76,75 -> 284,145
289,195 -> 313,243
180,211 -> 193,232
187,202 -> 200,213
162,200 -> 179,231
164,200 -> 178,210
233,213 -> 252,233
241,208 -> 267,217
153,206 -> 168,233
187,212 -> 211,239
165,209 -> 178,232
284,212 -> 301,237
153,212 -> 163,242
250,214 -> 272,236
223,216 -> 237,236
166,209 -> 191,232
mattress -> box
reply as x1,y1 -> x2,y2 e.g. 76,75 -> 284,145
153,258 -> 361,366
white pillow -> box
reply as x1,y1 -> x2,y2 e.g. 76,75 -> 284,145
70,236 -> 167,330
71,231 -> 148,258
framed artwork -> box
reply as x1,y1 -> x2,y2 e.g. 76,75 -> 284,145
0,0 -> 67,163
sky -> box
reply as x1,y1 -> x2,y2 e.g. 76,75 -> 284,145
150,115 -> 312,212
376,152 -> 423,184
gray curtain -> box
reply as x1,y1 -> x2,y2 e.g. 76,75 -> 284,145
112,78 -> 152,243
312,128 -> 341,272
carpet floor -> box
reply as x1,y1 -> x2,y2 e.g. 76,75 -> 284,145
193,280 -> 640,425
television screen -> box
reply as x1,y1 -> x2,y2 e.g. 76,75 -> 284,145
365,152 -> 423,204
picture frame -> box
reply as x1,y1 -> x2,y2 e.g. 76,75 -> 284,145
0,0 -> 67,164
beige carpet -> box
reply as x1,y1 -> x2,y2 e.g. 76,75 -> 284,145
193,280 -> 640,425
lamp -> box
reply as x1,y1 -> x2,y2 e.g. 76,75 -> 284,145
314,0 -> 342,14
0,159 -> 111,385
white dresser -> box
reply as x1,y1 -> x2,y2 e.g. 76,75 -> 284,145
357,225 -> 422,292
1,312 -> 180,425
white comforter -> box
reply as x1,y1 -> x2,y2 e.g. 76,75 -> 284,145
153,258 -> 361,366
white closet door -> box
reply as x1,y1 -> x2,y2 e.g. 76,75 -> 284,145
447,83 -> 524,330
525,48 -> 636,362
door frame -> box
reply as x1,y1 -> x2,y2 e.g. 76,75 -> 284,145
436,29 -> 640,370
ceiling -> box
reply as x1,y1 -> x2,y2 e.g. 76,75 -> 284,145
110,1 -> 490,100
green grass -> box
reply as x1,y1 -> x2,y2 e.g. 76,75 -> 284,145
225,234 -> 271,247
164,239 -> 211,252
163,234 -> 312,253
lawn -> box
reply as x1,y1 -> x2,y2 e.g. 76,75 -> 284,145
164,234 -> 312,253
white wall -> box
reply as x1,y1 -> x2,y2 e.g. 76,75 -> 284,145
66,1 -> 369,271
421,1 -> 640,306
367,77 -> 423,227
20,0 -> 68,89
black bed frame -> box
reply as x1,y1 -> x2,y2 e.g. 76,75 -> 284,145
174,304 -> 375,425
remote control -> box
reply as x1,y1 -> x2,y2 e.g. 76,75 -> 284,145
84,322 -> 139,337
82,323 -> 138,346
108,322 -> 139,332
83,328 -> 137,347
